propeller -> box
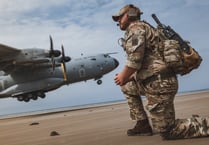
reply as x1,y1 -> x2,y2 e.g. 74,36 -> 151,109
60,45 -> 71,81
49,35 -> 56,71
49,35 -> 62,71
61,45 -> 71,63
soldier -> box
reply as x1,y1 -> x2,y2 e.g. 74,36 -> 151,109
112,4 -> 209,139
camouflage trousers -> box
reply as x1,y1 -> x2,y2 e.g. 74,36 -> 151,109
121,81 -> 148,121
141,75 -> 178,133
121,75 -> 209,139
121,75 -> 178,133
162,115 -> 209,140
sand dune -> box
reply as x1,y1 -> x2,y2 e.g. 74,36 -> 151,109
1,91 -> 209,145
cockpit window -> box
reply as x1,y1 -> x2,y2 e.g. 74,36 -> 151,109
91,58 -> 96,61
104,54 -> 110,58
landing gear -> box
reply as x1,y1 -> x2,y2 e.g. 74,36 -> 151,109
97,80 -> 102,85
17,96 -> 24,102
24,97 -> 30,102
31,95 -> 38,100
37,93 -> 46,99
16,92 -> 46,102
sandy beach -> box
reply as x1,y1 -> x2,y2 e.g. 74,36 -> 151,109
1,90 -> 209,145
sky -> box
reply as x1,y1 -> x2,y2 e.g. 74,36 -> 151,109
0,0 -> 209,115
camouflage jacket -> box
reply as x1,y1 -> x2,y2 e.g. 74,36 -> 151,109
123,20 -> 164,80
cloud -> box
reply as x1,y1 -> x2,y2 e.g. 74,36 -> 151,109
0,0 -> 121,54
0,0 -> 67,13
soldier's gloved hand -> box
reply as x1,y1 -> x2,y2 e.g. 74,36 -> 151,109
152,60 -> 167,74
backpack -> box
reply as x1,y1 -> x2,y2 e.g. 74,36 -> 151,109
152,14 -> 202,75
160,39 -> 202,75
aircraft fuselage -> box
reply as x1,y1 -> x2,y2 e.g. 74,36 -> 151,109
0,54 -> 118,102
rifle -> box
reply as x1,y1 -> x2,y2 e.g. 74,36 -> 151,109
151,13 -> 190,54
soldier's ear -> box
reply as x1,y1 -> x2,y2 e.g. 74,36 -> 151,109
127,8 -> 138,19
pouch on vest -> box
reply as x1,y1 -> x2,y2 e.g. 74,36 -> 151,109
162,39 -> 202,75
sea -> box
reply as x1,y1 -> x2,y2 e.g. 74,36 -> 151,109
0,89 -> 208,119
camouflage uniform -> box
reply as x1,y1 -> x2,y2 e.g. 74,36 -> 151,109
121,20 -> 178,133
121,19 -> 209,139
121,81 -> 147,121
162,115 -> 209,140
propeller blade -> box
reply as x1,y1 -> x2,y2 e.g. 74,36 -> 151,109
49,35 -> 56,71
61,45 -> 65,60
61,44 -> 71,62
50,35 -> 53,54
49,36 -> 61,57
61,45 -> 68,81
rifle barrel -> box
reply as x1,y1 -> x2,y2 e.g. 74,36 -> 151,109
151,14 -> 163,27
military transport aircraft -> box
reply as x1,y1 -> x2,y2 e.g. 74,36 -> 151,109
0,36 -> 119,102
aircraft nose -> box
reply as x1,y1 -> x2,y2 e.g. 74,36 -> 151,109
113,58 -> 119,68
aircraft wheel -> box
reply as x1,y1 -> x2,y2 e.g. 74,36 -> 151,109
39,93 -> 46,99
17,96 -> 24,101
97,80 -> 102,85
32,96 -> 38,100
24,97 -> 30,102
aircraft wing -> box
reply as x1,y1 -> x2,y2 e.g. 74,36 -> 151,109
0,43 -> 52,74
0,43 -> 21,59
0,43 -> 20,73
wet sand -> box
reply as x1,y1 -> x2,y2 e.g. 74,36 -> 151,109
0,90 -> 209,145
